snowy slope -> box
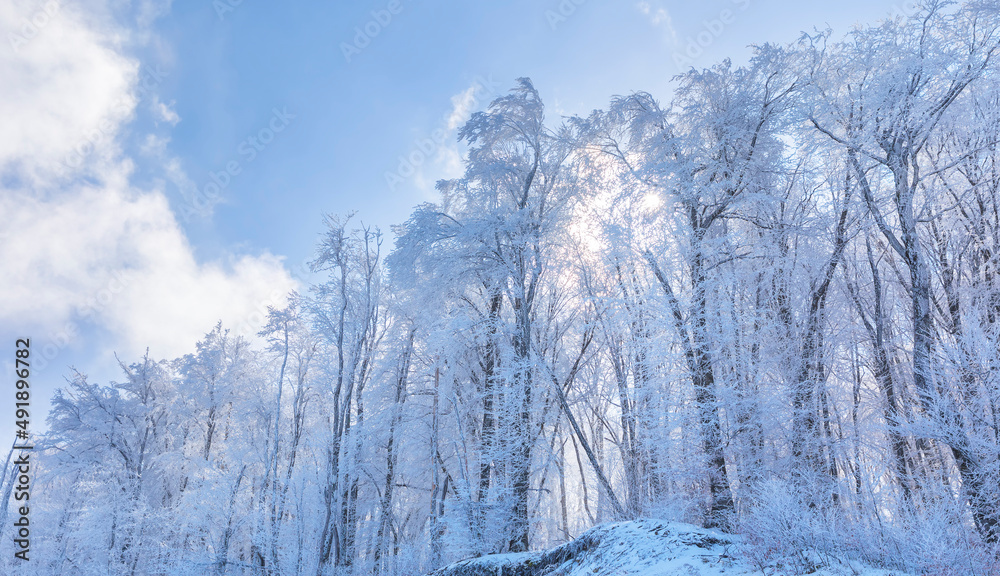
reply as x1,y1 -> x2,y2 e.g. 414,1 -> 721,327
430,520 -> 914,576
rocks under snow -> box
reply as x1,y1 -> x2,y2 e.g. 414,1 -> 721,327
429,519 -> 912,576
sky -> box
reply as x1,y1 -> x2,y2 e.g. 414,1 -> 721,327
0,0 -> 916,443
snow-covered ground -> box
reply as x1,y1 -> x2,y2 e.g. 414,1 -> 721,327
430,519 -> 914,576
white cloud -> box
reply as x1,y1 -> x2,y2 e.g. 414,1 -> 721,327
637,1 -> 678,44
0,0 -> 298,361
0,1 -> 137,186
136,0 -> 173,31
410,80 -> 494,196
0,183 -> 297,359
446,83 -> 479,131
153,95 -> 181,125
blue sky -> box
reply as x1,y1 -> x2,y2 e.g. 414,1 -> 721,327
0,0 -> 912,441
156,0 -> 913,258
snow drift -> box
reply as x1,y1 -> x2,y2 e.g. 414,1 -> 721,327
429,519 -> 912,576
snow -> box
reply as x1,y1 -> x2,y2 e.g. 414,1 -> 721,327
431,519 -> 916,576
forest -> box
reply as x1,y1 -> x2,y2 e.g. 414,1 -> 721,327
4,2 -> 1000,574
